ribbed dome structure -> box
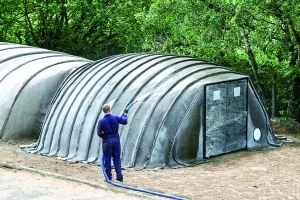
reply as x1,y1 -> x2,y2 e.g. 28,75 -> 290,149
0,42 -> 90,140
25,53 -> 283,169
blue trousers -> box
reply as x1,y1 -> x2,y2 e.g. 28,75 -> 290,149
102,137 -> 123,180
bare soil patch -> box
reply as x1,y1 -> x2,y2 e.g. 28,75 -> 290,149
1,119 -> 300,200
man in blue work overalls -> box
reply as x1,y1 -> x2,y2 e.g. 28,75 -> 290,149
97,104 -> 128,182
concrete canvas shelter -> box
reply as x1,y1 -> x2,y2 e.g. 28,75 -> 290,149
21,53 -> 287,169
0,42 -> 90,141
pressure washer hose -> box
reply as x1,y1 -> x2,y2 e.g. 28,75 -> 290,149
101,101 -> 187,200
101,155 -> 187,200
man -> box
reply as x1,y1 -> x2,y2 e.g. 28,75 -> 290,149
97,104 -> 128,182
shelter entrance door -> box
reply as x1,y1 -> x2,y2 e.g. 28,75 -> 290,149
204,79 -> 247,158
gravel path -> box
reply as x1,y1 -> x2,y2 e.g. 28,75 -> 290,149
1,126 -> 300,200
0,167 -> 149,200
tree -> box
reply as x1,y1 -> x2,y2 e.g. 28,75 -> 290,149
233,0 -> 300,120
1,0 -> 300,121
0,0 -> 147,59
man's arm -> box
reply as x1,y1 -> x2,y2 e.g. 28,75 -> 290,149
97,121 -> 104,138
118,113 -> 128,125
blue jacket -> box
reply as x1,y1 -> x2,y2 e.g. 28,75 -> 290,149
97,113 -> 127,140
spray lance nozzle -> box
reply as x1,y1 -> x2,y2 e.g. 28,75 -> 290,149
121,100 -> 138,116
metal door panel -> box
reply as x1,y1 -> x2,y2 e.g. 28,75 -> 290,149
205,79 -> 247,157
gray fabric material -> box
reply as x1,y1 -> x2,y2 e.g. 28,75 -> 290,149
0,44 -> 283,168
0,42 -> 90,140
21,53 -> 282,169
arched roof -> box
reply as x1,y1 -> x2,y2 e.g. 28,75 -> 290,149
0,42 -> 90,140
34,53 -> 248,168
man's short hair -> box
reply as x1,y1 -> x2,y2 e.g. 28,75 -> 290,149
102,104 -> 110,113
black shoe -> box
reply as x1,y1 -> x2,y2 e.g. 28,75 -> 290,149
116,178 -> 123,182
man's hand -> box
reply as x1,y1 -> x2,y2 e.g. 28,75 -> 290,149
124,110 -> 129,114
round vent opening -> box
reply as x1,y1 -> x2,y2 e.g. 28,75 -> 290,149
253,128 -> 261,141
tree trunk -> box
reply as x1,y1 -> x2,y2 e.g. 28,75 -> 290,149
283,22 -> 300,121
288,21 -> 300,122
241,28 -> 266,104
24,0 -> 39,46
271,72 -> 276,118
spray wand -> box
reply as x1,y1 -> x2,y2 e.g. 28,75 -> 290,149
120,100 -> 138,116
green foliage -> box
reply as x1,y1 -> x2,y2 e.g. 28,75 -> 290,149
0,0 -> 300,120
0,0 -> 146,59
279,110 -> 289,123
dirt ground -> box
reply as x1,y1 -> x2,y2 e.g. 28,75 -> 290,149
1,119 -> 300,200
